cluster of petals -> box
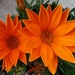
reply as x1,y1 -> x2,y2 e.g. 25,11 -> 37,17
20,4 -> 75,74
0,4 -> 75,75
0,15 -> 31,72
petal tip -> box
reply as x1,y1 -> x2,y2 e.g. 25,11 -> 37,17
26,8 -> 28,12
40,4 -> 44,8
57,4 -> 62,9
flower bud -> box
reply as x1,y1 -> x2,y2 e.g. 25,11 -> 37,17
16,0 -> 26,10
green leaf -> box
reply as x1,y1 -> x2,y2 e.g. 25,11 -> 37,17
51,1 -> 58,10
58,58 -> 75,75
40,0 -> 44,4
43,67 -> 51,75
68,8 -> 75,20
30,0 -> 35,6
7,68 -> 16,75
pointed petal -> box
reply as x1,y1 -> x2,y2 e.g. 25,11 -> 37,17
0,41 -> 7,50
19,52 -> 27,64
19,34 -> 27,42
59,8 -> 70,24
20,27 -> 33,36
48,54 -> 58,74
23,20 -> 41,36
6,14 -> 14,34
48,5 -> 62,31
4,57 -> 13,72
26,9 -> 39,23
67,29 -> 75,36
0,20 -> 6,29
13,15 -> 18,26
29,47 -> 40,61
18,43 -> 32,53
51,42 -> 75,63
0,27 -> 8,38
68,46 -> 75,52
39,4 -> 50,30
14,20 -> 22,33
18,34 -> 32,53
0,48 -> 10,60
54,35 -> 75,46
2,59 -> 5,70
26,36 -> 42,48
40,43 -> 53,66
53,21 -> 75,36
47,4 -> 52,15
9,49 -> 19,66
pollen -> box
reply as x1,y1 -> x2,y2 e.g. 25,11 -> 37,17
6,36 -> 20,49
41,30 -> 53,44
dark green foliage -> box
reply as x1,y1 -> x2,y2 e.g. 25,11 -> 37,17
7,61 -> 27,75
16,8 -> 28,19
68,8 -> 75,20
56,59 -> 75,75
51,0 -> 59,10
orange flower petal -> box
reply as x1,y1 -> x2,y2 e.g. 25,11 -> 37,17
48,54 -> 58,74
0,20 -> 6,29
9,49 -> 19,66
68,46 -> 75,52
67,29 -> 75,36
0,41 -> 7,50
48,5 -> 62,31
18,43 -> 32,53
2,59 -> 5,70
51,42 -> 75,63
39,4 -> 50,31
0,48 -> 10,60
0,27 -> 8,38
29,47 -> 40,61
20,27 -> 33,36
18,35 -> 28,52
40,43 -> 53,66
47,4 -> 52,15
0,36 -> 4,40
26,36 -> 42,48
4,57 -> 13,72
59,8 -> 70,24
0,35 -> 5,40
54,35 -> 75,46
19,52 -> 27,65
23,20 -> 41,36
14,20 -> 22,33
53,21 -> 75,36
19,34 -> 27,42
26,8 -> 39,23
13,15 -> 18,26
6,14 -> 14,35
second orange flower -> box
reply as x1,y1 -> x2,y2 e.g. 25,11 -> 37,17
21,4 -> 75,74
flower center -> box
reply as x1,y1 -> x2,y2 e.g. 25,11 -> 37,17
6,36 -> 20,49
41,31 -> 53,44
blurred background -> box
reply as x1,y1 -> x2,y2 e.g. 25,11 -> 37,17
0,0 -> 75,22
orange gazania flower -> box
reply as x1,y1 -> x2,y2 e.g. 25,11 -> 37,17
0,14 -> 31,72
21,5 -> 75,74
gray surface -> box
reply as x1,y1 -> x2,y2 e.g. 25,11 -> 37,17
0,0 -> 17,22
0,0 -> 75,22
